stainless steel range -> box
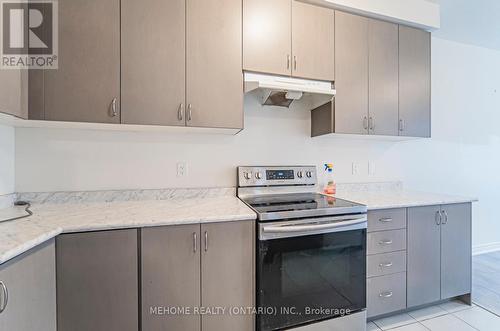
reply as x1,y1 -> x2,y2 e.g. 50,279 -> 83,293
237,166 -> 368,331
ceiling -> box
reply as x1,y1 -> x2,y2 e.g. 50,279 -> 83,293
432,0 -> 500,50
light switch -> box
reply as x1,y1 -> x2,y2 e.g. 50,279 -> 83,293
177,162 -> 187,177
352,163 -> 359,175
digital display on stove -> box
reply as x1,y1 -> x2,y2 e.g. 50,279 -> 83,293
266,170 -> 294,180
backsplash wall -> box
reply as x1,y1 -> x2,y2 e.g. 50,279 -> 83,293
0,125 -> 15,196
13,37 -> 500,248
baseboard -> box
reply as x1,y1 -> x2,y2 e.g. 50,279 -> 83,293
473,242 -> 500,256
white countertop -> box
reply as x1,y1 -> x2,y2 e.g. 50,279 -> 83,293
0,186 -> 478,265
335,189 -> 478,210
0,196 -> 256,264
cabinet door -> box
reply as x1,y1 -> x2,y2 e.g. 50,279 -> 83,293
441,203 -> 472,299
56,230 -> 138,331
334,12 -> 369,134
201,221 -> 254,331
186,0 -> 243,129
368,19 -> 399,136
407,206 -> 441,307
243,0 -> 292,76
43,0 -> 120,123
0,239 -> 56,331
291,1 -> 334,81
399,26 -> 431,137
0,69 -> 27,119
141,225 -> 201,331
121,0 -> 186,126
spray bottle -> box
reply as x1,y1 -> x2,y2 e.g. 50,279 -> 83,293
323,163 -> 337,195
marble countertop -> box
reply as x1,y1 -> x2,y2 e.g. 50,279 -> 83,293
0,184 -> 478,265
0,195 -> 256,264
334,189 -> 478,210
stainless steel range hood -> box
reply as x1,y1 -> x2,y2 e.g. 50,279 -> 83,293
244,72 -> 336,110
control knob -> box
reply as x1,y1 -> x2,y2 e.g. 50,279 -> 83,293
255,172 -> 263,179
244,172 -> 252,180
297,171 -> 303,178
306,171 -> 313,178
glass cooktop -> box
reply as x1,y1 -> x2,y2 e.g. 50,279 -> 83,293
240,193 -> 367,221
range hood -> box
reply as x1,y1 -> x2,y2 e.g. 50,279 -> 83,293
244,72 -> 336,110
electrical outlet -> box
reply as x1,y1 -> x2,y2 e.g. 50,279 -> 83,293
352,162 -> 359,175
177,162 -> 187,177
368,162 -> 376,176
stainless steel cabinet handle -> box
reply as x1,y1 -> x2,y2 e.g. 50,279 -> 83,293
379,291 -> 393,298
204,231 -> 208,252
109,97 -> 118,117
435,211 -> 442,225
379,218 -> 393,223
399,119 -> 405,132
442,210 -> 448,225
187,104 -> 192,122
379,239 -> 393,245
287,55 -> 291,70
363,116 -> 368,130
369,117 -> 374,130
379,262 -> 393,268
193,232 -> 197,253
293,56 -> 297,70
178,103 -> 184,121
0,281 -> 8,314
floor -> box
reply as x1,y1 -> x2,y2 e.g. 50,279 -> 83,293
367,300 -> 499,331
367,251 -> 500,331
473,251 -> 500,316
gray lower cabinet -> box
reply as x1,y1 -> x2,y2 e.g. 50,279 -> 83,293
30,0 -> 121,123
399,26 -> 431,137
407,203 -> 472,308
141,221 -> 254,331
367,272 -> 406,318
201,221 -> 254,331
0,239 -> 56,331
141,224 -> 201,330
56,229 -> 138,331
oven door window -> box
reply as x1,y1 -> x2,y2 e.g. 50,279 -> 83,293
257,229 -> 366,331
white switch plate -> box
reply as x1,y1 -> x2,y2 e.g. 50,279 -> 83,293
352,162 -> 359,175
368,162 -> 376,176
177,162 -> 187,177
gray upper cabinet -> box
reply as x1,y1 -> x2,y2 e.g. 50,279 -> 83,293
292,1 -> 335,81
56,230 -> 138,331
399,26 -> 431,137
121,0 -> 186,126
334,11 -> 369,134
0,239 -> 56,331
186,0 -> 243,129
243,0 -> 292,76
201,221 -> 255,331
142,224 -> 201,331
407,205 -> 442,307
40,0 -> 121,123
368,19 -> 399,136
0,70 -> 27,119
441,203 -> 472,299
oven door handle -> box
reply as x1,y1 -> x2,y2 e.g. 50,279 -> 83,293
262,217 -> 367,235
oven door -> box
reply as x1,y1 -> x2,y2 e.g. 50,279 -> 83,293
257,215 -> 367,331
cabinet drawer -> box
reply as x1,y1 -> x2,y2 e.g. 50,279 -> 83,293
367,272 -> 406,318
368,208 -> 406,232
367,229 -> 406,255
367,251 -> 406,278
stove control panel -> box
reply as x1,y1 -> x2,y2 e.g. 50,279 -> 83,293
238,166 -> 317,187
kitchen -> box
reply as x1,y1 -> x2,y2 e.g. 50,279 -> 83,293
0,0 -> 499,330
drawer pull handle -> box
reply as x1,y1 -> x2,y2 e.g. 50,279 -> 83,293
379,291 -> 393,298
379,262 -> 393,268
0,281 -> 8,314
379,239 -> 393,245
379,218 -> 393,223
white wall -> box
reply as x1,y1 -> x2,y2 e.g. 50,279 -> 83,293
14,37 -> 500,248
0,125 -> 15,196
